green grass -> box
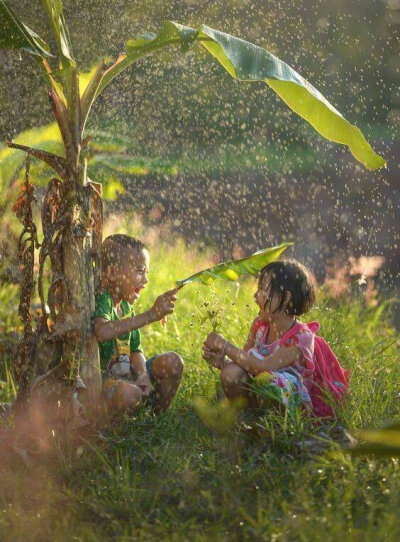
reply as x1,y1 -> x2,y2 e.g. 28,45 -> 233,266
0,215 -> 399,541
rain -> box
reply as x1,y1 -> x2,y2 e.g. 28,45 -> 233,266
0,0 -> 399,539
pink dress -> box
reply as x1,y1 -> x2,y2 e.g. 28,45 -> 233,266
248,319 -> 320,412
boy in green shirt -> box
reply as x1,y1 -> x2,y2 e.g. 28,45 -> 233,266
92,234 -> 183,414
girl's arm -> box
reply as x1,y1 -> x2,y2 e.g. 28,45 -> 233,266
242,318 -> 258,352
204,332 -> 301,376
224,340 -> 302,375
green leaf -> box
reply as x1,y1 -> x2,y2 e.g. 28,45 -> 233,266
350,421 -> 400,457
87,131 -> 130,153
94,21 -> 385,170
0,122 -> 177,197
42,0 -> 75,68
0,0 -> 52,57
176,243 -> 293,286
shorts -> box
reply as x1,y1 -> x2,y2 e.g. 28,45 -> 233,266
103,355 -> 158,406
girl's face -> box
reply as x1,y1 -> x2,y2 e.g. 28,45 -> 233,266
254,272 -> 289,322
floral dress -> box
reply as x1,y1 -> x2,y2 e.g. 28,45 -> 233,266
248,319 -> 319,415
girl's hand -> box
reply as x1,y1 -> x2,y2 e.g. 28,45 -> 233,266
202,344 -> 227,370
204,332 -> 227,352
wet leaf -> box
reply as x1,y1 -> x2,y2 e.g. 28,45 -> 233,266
42,0 -> 75,67
176,242 -> 292,286
96,21 -> 385,169
350,421 -> 400,457
0,0 -> 52,58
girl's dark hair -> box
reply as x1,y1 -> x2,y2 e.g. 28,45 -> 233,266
258,259 -> 316,316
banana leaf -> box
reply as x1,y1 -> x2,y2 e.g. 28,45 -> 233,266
94,21 -> 385,170
42,0 -> 75,68
0,0 -> 51,57
349,421 -> 400,457
176,242 -> 292,287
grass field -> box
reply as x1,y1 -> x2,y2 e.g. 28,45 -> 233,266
0,214 -> 399,541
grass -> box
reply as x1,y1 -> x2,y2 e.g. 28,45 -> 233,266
0,214 -> 399,541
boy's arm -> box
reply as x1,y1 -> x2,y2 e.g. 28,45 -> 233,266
93,311 -> 154,343
93,287 -> 179,343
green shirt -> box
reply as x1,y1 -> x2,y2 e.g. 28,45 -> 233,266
92,290 -> 143,372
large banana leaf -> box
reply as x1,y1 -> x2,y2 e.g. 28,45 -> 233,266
176,243 -> 292,287
94,21 -> 385,170
0,0 -> 51,57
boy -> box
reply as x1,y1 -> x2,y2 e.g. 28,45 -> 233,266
92,234 -> 183,414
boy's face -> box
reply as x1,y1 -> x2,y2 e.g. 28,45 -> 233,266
111,248 -> 150,304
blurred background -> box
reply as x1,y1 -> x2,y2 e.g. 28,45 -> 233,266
0,0 -> 399,317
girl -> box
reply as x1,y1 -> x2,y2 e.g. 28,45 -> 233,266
202,259 -> 323,417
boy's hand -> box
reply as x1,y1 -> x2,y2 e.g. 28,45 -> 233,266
135,371 -> 154,399
204,332 -> 227,352
150,287 -> 179,321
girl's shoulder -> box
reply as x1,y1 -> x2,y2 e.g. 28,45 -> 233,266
285,320 -> 320,339
279,321 -> 321,368
250,317 -> 269,336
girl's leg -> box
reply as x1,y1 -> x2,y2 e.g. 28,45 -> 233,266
151,352 -> 184,413
220,363 -> 255,405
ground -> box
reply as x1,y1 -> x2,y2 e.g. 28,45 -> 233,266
0,220 -> 399,541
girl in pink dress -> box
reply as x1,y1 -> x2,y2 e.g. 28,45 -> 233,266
202,259 -> 319,417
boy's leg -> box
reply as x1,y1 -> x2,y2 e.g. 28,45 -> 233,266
148,352 -> 184,413
104,378 -> 143,413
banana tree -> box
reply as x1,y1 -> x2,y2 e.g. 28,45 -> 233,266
0,0 -> 385,414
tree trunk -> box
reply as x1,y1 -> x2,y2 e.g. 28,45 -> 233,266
54,173 -> 103,410
8,134 -> 104,424
12,166 -> 104,424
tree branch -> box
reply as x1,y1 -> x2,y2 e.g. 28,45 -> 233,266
5,141 -> 69,180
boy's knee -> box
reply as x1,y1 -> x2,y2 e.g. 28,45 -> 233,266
168,352 -> 184,376
154,352 -> 184,378
220,363 -> 247,388
114,381 -> 142,412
